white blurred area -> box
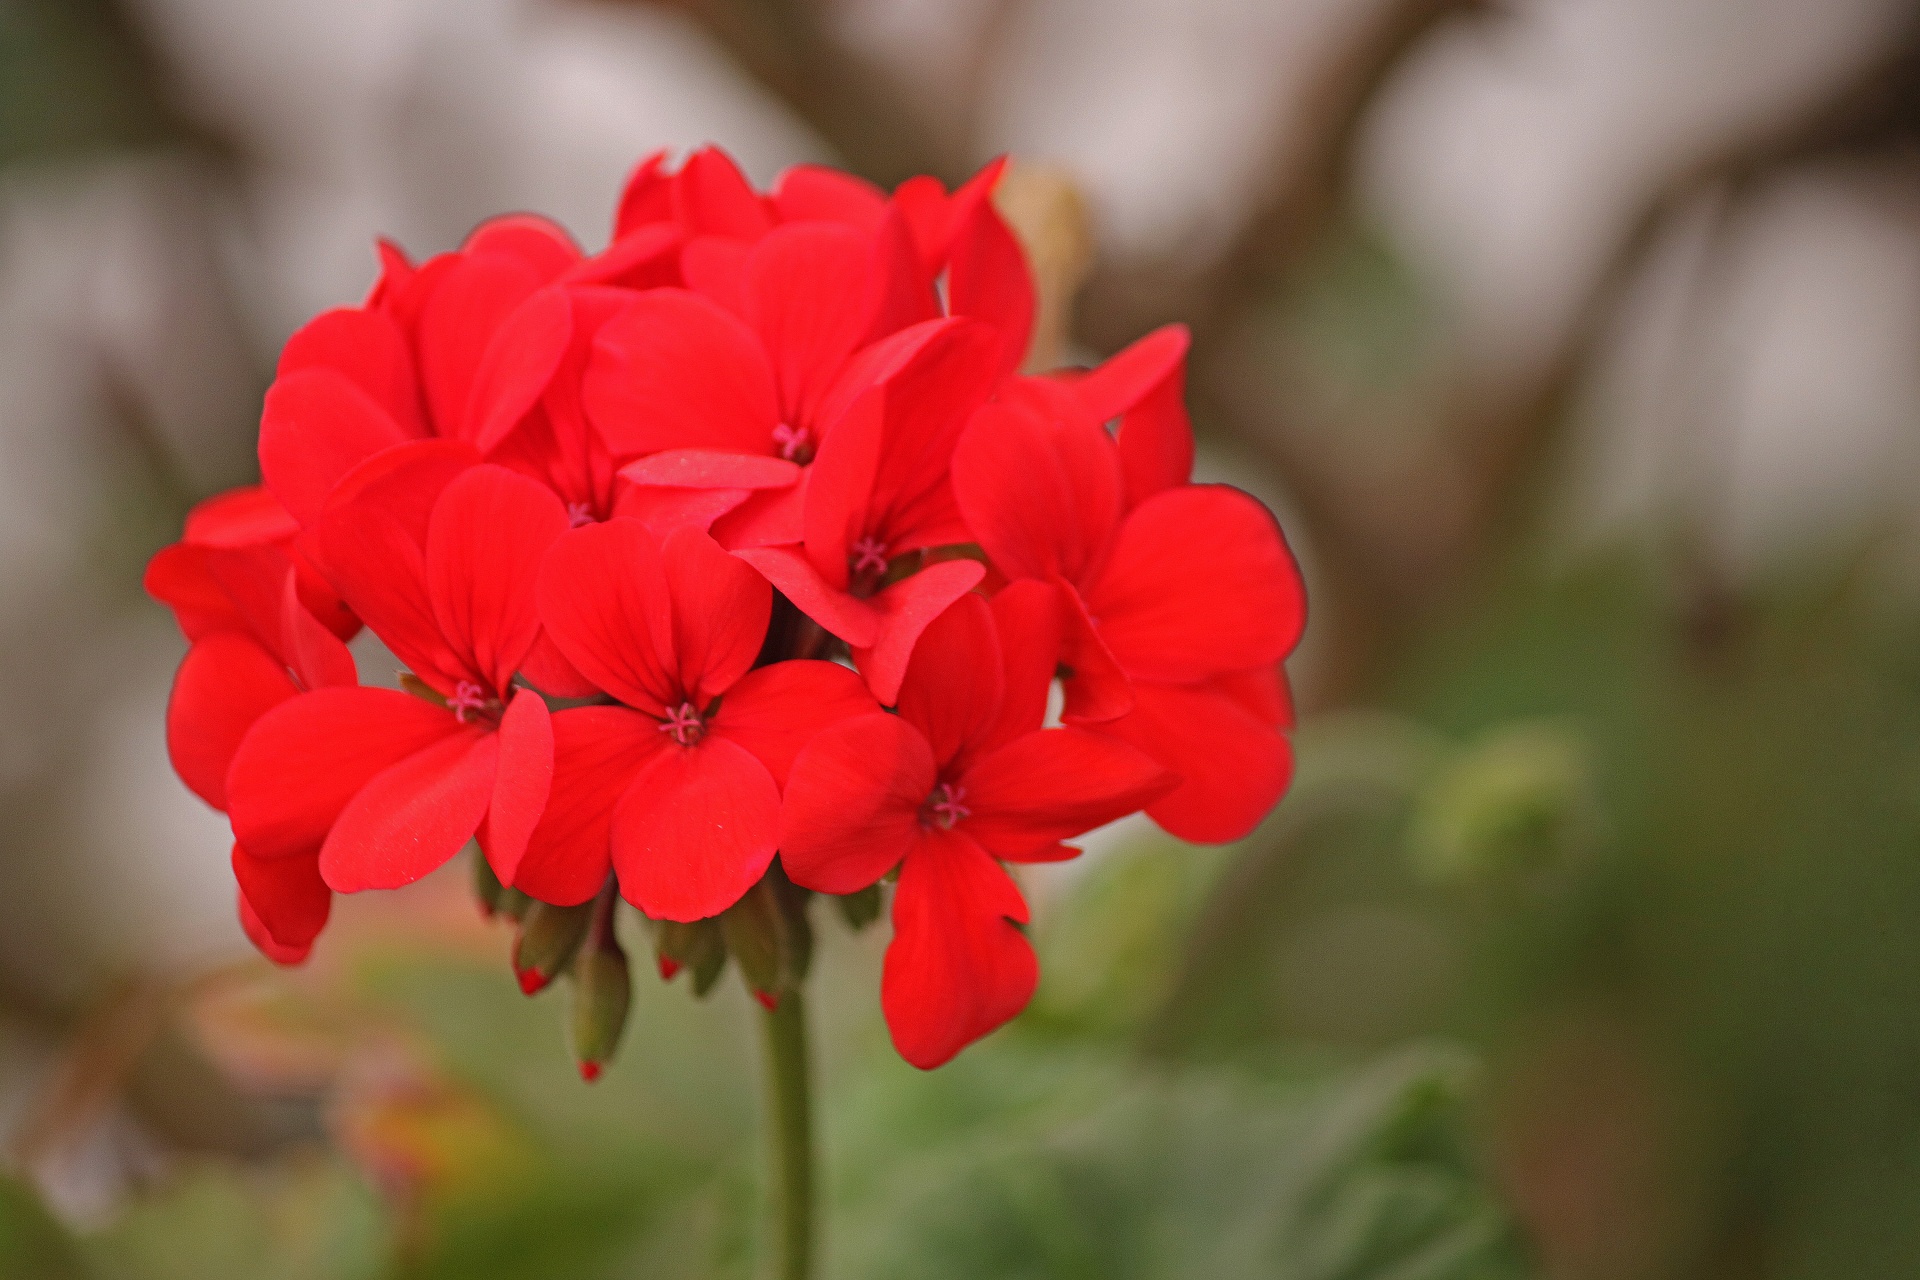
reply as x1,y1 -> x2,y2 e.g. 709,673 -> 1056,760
0,0 -> 1916,1008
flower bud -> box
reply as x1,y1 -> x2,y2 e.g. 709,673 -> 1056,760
721,872 -> 811,1008
470,845 -> 504,918
654,918 -> 728,997
570,929 -> 630,1083
512,900 -> 593,995
835,884 -> 882,932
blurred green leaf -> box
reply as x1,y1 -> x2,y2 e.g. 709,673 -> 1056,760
834,1046 -> 1526,1280
85,1158 -> 383,1280
0,1175 -> 91,1280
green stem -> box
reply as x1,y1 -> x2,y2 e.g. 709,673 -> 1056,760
759,986 -> 815,1280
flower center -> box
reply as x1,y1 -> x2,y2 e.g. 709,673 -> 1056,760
850,535 -> 889,576
566,501 -> 596,528
658,701 -> 707,747
449,680 -> 492,724
920,782 -> 970,830
772,422 -> 813,464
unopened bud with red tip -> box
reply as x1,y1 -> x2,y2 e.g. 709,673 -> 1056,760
471,844 -> 504,919
512,900 -> 592,995
655,917 -> 727,997
571,889 -> 630,1082
722,870 -> 811,1010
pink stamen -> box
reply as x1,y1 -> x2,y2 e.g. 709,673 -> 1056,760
566,501 -> 595,528
449,680 -> 489,724
772,422 -> 811,462
659,701 -> 705,746
850,535 -> 889,575
923,783 -> 971,829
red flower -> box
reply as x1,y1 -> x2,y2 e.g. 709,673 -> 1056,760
736,322 -> 1004,704
226,455 -> 566,899
259,216 -> 673,533
146,485 -> 361,964
950,326 -> 1307,841
516,519 -> 875,920
780,592 -> 1172,1068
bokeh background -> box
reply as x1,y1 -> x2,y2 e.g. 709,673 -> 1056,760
4,0 -> 1920,1276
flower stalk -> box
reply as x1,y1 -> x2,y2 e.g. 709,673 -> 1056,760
759,982 -> 814,1280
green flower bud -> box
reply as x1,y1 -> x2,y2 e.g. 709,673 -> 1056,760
513,900 -> 593,995
655,917 -> 728,997
835,884 -> 883,931
570,931 -> 630,1083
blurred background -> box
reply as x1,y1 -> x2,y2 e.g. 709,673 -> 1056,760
3,0 -> 1920,1276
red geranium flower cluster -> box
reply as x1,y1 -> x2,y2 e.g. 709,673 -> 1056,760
148,148 -> 1306,1071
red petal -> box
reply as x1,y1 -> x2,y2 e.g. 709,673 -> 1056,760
1097,679 -> 1295,844
1214,663 -> 1295,729
612,737 -> 780,921
849,559 -> 986,707
319,726 -> 498,892
518,630 -> 600,700
985,578 -> 1065,751
1056,577 -> 1134,724
613,149 -> 672,238
145,543 -> 234,640
227,688 -> 458,862
709,478 -> 807,550
709,660 -> 879,788
277,308 -> 426,437
279,570 -> 357,690
419,252 -> 544,437
462,215 -> 580,281
947,200 -> 1034,382
613,484 -> 752,538
772,164 -> 887,229
232,844 -> 330,952
515,706 -> 665,905
426,465 -> 571,693
568,222 -> 682,288
183,485 -> 299,548
311,445 -> 471,691
894,592 -> 1002,774
586,290 -> 779,457
167,633 -> 298,810
882,827 -> 1036,1070
536,519 -> 675,713
680,235 -> 750,316
960,728 -> 1172,860
733,546 -> 880,650
1089,326 -> 1194,507
746,223 -> 874,428
1084,485 -> 1306,682
673,146 -> 774,240
802,388 -> 883,586
778,713 -> 931,894
465,288 -> 574,452
862,320 -> 1001,519
862,205 -> 942,345
662,526 -> 770,702
619,449 -> 799,491
951,401 -> 1122,587
258,369 -> 410,526
482,689 -> 554,885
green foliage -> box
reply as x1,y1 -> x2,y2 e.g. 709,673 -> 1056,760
0,1175 -> 91,1280
84,1159 -> 385,1280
